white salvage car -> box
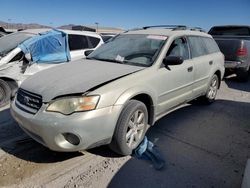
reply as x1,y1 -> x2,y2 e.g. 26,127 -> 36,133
0,29 -> 103,107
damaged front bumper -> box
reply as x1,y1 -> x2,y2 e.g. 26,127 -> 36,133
11,98 -> 123,152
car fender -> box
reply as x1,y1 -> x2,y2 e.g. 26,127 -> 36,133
115,85 -> 157,107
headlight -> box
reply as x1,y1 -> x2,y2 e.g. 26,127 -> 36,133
46,95 -> 100,115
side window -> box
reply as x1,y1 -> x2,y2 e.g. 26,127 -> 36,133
87,36 -> 100,48
188,36 -> 207,58
68,35 -> 88,51
202,37 -> 220,54
9,51 -> 24,63
166,37 -> 189,60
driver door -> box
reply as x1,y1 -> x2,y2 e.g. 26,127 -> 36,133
155,36 -> 194,116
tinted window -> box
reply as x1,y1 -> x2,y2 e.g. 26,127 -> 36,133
202,37 -> 220,54
101,35 -> 113,43
87,36 -> 100,48
209,27 -> 250,36
10,51 -> 24,62
68,35 -> 88,51
188,36 -> 207,58
167,37 -> 189,60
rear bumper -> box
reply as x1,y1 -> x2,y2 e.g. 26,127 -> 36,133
225,61 -> 248,69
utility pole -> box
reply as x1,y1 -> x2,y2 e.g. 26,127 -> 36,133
95,22 -> 99,33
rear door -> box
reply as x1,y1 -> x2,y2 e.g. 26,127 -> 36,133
187,36 -> 213,96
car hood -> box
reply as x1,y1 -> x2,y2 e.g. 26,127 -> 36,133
21,59 -> 145,102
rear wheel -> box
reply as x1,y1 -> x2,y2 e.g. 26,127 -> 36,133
110,100 -> 148,155
0,79 -> 11,108
199,74 -> 219,104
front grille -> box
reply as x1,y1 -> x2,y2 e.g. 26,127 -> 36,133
16,88 -> 42,114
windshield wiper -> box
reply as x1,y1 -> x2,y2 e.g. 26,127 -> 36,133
87,57 -> 149,67
86,57 -> 124,64
122,60 -> 150,67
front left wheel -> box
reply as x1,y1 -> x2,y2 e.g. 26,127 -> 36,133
110,100 -> 149,155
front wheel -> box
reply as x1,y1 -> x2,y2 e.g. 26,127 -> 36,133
0,79 -> 11,108
110,100 -> 149,155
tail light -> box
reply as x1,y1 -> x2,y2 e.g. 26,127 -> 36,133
236,47 -> 248,57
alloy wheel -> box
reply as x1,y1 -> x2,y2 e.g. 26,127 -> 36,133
207,76 -> 218,100
126,110 -> 146,149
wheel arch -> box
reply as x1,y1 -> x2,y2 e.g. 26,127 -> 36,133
115,88 -> 157,126
130,94 -> 155,126
214,70 -> 221,88
0,76 -> 18,94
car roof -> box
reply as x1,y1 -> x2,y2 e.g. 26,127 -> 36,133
210,25 -> 250,28
19,28 -> 102,38
124,28 -> 212,38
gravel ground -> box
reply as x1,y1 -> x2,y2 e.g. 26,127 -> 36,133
0,76 -> 249,188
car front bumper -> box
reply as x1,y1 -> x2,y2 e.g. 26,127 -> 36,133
11,98 -> 123,152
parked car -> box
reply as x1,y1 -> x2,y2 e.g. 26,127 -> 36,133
208,25 -> 250,81
0,28 -> 103,107
11,25 -> 224,155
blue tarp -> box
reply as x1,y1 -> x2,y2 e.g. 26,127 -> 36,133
19,29 -> 71,63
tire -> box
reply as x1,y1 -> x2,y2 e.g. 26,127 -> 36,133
199,74 -> 219,104
0,79 -> 11,108
236,69 -> 249,82
109,100 -> 149,155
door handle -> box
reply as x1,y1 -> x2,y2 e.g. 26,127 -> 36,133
187,66 -> 193,72
209,61 -> 213,65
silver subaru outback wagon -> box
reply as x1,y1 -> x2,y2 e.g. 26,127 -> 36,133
11,26 -> 225,155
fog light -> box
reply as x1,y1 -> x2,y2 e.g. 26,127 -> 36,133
62,133 -> 80,145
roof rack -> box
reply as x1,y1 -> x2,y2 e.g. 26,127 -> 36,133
189,27 -> 206,32
141,25 -> 205,32
142,25 -> 187,30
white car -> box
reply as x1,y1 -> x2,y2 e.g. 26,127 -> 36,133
0,29 -> 103,107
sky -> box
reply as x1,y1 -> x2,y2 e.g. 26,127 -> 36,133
0,0 -> 249,31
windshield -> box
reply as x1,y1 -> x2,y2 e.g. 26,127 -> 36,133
88,34 -> 167,67
0,32 -> 34,56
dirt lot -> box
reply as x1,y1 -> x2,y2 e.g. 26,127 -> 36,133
0,76 -> 250,188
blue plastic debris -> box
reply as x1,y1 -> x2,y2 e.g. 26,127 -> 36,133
134,136 -> 165,170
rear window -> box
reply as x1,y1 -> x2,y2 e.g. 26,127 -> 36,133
202,37 -> 220,54
188,36 -> 207,58
68,34 -> 88,51
209,27 -> 250,36
101,35 -> 113,43
87,36 -> 100,48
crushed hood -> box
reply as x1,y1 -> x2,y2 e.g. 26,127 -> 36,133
21,59 -> 144,102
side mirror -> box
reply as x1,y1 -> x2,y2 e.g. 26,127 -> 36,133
84,50 -> 94,57
163,56 -> 183,67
